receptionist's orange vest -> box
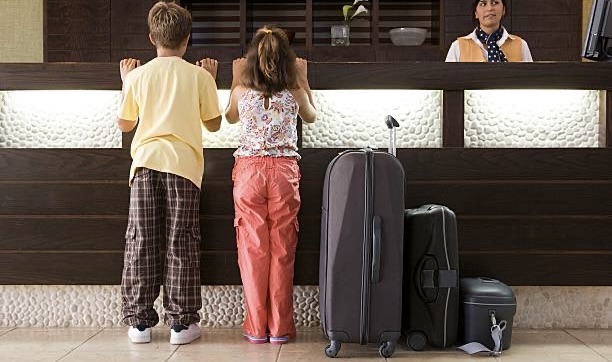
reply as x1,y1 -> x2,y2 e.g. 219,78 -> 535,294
458,35 -> 524,62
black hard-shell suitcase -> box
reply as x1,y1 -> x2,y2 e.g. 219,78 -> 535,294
320,118 -> 405,358
402,204 -> 460,350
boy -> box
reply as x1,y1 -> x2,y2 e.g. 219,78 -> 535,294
117,1 -> 221,345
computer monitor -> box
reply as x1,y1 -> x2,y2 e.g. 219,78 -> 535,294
582,0 -> 612,61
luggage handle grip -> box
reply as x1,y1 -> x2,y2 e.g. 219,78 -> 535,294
371,215 -> 382,283
417,268 -> 458,303
385,115 -> 400,156
419,268 -> 458,290
415,256 -> 433,298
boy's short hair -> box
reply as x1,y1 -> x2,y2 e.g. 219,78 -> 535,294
148,1 -> 192,49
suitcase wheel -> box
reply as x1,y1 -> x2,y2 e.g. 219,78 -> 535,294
379,341 -> 395,358
406,331 -> 427,351
325,340 -> 341,358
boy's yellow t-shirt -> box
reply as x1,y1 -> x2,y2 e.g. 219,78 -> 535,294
118,56 -> 220,189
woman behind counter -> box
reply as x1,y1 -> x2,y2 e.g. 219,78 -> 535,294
446,0 -> 533,62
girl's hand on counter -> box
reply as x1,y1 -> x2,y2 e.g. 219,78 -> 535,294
295,57 -> 308,83
231,58 -> 247,89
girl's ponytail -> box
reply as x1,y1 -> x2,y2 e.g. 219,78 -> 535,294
242,26 -> 297,96
257,28 -> 280,83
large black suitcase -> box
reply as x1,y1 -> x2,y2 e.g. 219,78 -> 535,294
402,204 -> 460,350
320,148 -> 405,358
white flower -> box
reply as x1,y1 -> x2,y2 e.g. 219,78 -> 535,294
343,0 -> 369,23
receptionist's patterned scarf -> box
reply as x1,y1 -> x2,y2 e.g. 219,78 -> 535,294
476,27 -> 508,62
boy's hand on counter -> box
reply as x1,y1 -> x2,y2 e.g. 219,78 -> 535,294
119,58 -> 140,82
197,58 -> 218,80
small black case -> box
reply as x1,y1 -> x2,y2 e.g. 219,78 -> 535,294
459,277 -> 517,351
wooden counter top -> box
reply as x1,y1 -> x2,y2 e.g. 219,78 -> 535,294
1,62 -> 611,91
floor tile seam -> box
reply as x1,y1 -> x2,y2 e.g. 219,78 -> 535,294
275,343 -> 283,362
565,329 -> 612,362
0,327 -> 16,338
164,347 -> 180,362
563,329 -> 590,344
56,327 -> 105,362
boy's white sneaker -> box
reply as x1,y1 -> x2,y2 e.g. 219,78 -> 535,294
170,324 -> 201,345
128,324 -> 152,343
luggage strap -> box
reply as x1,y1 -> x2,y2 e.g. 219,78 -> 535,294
458,312 -> 507,356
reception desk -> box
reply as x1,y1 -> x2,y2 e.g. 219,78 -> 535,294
0,62 -> 611,328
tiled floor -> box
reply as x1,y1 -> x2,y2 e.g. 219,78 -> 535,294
0,327 -> 610,361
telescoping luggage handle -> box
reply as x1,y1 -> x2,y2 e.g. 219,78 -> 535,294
371,116 -> 400,283
385,115 -> 400,156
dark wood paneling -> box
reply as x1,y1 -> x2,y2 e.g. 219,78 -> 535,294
0,251 -> 318,285
458,216 -> 612,252
442,90 -> 464,147
512,16 -> 578,32
299,148 -> 612,182
109,0 -> 158,64
460,254 -> 612,286
306,63 -> 612,90
0,216 -> 246,252
0,64 -> 120,90
0,184 -> 129,215
511,0 -> 580,14
47,35 -> 111,50
3,63 -> 612,91
518,33 -> 581,49
46,0 -> 111,62
2,147 -> 612,285
443,0 -> 472,16
607,91 -> 612,147
200,182 -> 234,215
110,34 -> 153,50
0,251 -> 609,286
44,0 -> 584,62
47,51 -> 111,63
0,253 -> 125,284
305,182 -> 612,216
0,149 -> 130,181
46,3 -> 110,34
110,0 -> 156,30
530,48 -> 579,62
307,46 -> 377,62
374,46 -> 445,62
0,217 -> 128,251
0,253 -> 241,285
443,15 -> 473,33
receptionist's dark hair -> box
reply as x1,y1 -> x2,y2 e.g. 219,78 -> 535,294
472,0 -> 508,25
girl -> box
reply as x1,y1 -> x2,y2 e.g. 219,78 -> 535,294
225,26 -> 316,345
446,0 -> 533,62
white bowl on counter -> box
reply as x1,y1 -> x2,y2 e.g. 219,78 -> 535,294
389,27 -> 427,46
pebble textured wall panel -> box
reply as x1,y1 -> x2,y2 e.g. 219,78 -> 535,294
0,285 -> 609,329
1,90 -> 601,149
465,90 -> 601,148
303,90 -> 442,148
0,91 -> 121,148
0,285 -> 318,328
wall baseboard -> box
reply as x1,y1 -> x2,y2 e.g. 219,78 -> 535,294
0,285 -> 609,329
